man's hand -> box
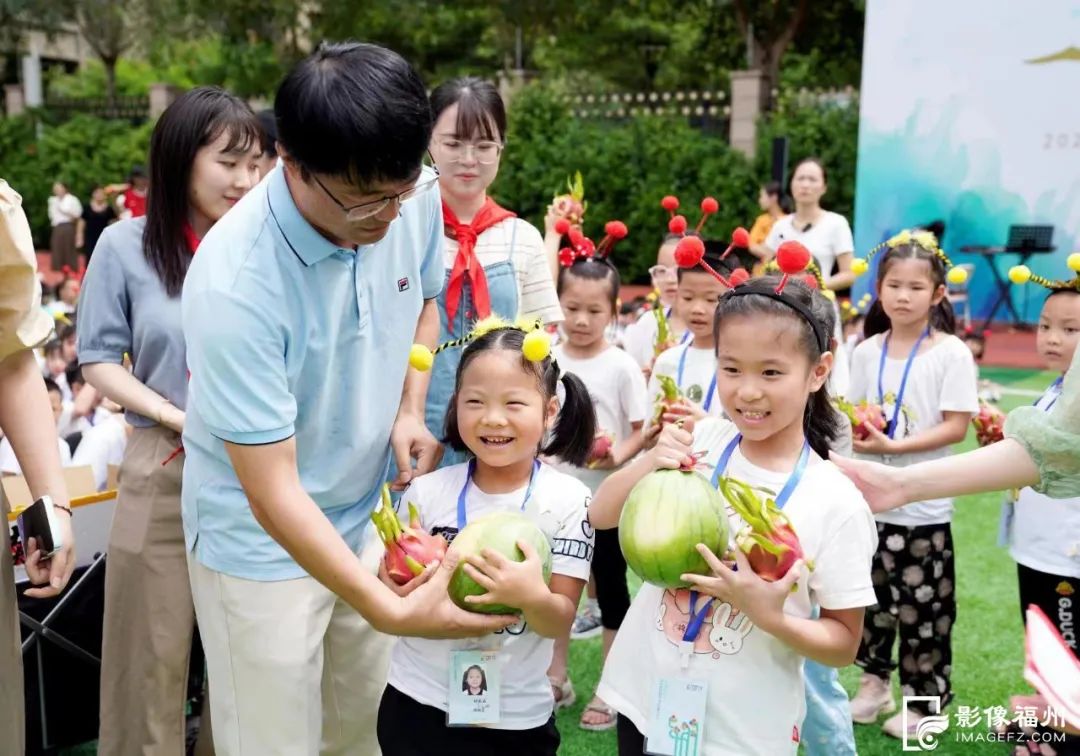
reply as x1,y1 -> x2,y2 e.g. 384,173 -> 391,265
390,411 -> 442,491
389,549 -> 517,637
23,509 -> 76,598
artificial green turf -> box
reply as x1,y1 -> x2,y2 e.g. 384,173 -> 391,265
61,367 -> 1059,755
557,367 -> 1060,755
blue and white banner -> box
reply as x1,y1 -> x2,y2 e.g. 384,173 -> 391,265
855,0 -> 1080,321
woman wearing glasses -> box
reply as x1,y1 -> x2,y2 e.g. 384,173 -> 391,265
425,77 -> 564,466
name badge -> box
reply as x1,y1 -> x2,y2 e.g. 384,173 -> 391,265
447,649 -> 501,726
644,676 -> 708,756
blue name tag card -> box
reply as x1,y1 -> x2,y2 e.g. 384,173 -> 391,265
447,649 -> 501,726
644,677 -> 708,756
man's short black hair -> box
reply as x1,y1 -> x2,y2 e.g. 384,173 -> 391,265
275,41 -> 432,186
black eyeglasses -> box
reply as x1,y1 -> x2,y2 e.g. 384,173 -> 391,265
312,162 -> 441,222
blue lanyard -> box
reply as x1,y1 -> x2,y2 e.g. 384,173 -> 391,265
676,345 -> 717,412
680,433 -> 809,646
1038,376 -> 1065,412
877,328 -> 930,439
456,459 -> 541,530
665,307 -> 691,345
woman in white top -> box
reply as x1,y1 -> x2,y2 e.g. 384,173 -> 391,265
763,158 -> 855,394
47,181 -> 82,272
423,78 -> 563,469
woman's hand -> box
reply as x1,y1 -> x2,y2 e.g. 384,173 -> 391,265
828,452 -> 912,513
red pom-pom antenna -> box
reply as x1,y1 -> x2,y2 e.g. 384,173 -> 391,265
695,196 -> 719,234
661,196 -> 680,212
668,215 -> 688,235
554,218 -> 571,235
729,268 -> 750,287
596,220 -> 629,258
773,240 -> 812,294
674,236 -> 733,288
568,228 -> 585,247
718,226 -> 751,261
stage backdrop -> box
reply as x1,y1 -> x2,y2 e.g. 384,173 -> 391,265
854,0 -> 1080,322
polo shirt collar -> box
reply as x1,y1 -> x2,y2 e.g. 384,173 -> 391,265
266,166 -> 342,266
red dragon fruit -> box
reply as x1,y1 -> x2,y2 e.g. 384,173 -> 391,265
972,401 -> 1005,447
371,486 -> 448,585
587,431 -> 615,468
834,397 -> 887,441
717,477 -> 813,583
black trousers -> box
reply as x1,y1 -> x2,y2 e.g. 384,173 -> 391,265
857,521 -> 957,713
616,713 -> 647,754
377,684 -> 561,756
1017,563 -> 1079,659
594,527 -> 631,630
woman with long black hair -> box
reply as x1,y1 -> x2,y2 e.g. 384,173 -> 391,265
77,86 -> 261,755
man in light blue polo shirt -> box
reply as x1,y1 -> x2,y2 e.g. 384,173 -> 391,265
181,43 -> 513,756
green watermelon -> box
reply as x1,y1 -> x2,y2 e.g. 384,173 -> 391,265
448,511 -> 553,614
619,468 -> 729,588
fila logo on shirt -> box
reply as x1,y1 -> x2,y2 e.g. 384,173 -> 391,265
397,277 -> 410,292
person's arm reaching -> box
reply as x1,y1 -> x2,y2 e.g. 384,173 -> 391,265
0,349 -> 75,597
830,438 -> 1040,513
225,437 -> 512,637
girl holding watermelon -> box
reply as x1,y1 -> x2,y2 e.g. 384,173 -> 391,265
588,272 -> 878,755
377,320 -> 598,755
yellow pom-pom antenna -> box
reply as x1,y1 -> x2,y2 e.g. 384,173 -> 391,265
1009,265 -> 1032,285
409,344 -> 434,372
521,329 -> 551,362
1068,253 -> 1080,273
851,258 -> 869,276
946,266 -> 968,285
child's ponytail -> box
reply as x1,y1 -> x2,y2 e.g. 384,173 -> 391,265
543,370 -> 597,467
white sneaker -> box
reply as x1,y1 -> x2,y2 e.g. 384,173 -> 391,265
850,673 -> 896,724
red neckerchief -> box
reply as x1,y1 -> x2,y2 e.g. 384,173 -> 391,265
183,222 -> 201,254
442,198 -> 515,322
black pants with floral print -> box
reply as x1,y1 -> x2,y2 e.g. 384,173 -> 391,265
857,521 -> 956,713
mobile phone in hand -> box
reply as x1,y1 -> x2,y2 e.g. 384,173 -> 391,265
17,495 -> 64,560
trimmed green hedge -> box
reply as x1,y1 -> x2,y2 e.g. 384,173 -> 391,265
0,114 -> 152,247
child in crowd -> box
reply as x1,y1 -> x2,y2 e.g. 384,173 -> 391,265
378,320 -> 597,755
845,231 -> 978,739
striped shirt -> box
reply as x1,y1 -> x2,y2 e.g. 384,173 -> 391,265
442,217 -> 563,324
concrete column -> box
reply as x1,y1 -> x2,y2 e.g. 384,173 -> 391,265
4,84 -> 26,116
149,83 -> 180,119
729,69 -> 767,159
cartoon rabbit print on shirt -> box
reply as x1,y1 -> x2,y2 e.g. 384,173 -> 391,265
656,589 -> 754,658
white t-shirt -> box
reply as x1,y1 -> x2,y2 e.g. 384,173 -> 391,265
623,304 -> 689,369
71,413 -> 129,490
58,402 -> 115,438
47,194 -> 82,227
443,217 -> 563,325
553,344 -> 648,492
0,436 -> 71,474
848,333 -> 979,526
648,343 -> 726,419
597,418 -> 877,755
764,211 -> 854,281
386,462 -> 594,730
1009,380 -> 1080,577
